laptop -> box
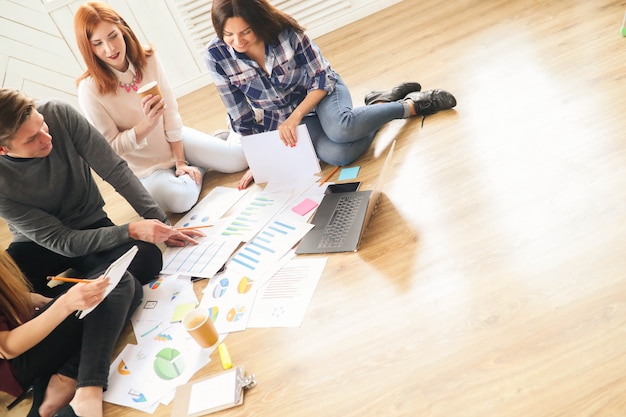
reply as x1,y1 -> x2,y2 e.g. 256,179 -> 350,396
296,141 -> 396,254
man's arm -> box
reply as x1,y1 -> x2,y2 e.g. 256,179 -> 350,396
63,100 -> 202,248
64,100 -> 168,222
0,196 -> 132,257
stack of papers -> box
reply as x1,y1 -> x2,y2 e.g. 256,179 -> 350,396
105,127 -> 333,413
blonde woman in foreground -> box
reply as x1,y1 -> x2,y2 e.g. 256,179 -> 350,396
0,250 -> 142,417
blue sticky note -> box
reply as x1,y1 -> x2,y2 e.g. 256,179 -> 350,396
338,166 -> 360,180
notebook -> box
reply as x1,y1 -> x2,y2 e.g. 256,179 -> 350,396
295,141 -> 395,254
78,245 -> 138,319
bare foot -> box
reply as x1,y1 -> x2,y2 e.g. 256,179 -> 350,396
70,386 -> 104,417
38,374 -> 76,417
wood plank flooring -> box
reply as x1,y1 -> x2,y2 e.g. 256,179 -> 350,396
3,0 -> 626,415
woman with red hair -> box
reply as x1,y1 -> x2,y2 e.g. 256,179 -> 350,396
74,1 -> 248,213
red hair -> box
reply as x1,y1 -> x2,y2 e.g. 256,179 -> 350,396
74,1 -> 153,95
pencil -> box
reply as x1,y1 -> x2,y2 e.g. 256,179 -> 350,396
319,165 -> 340,185
176,225 -> 213,231
46,276 -> 92,283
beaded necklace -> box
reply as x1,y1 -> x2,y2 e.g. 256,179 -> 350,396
119,73 -> 142,92
116,62 -> 142,92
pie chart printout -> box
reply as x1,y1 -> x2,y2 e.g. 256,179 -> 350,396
153,347 -> 185,380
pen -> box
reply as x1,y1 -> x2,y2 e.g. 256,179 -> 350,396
319,165 -> 340,186
176,225 -> 213,231
46,276 -> 92,283
141,322 -> 162,338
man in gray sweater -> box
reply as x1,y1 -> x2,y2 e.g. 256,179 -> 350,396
0,89 -> 201,296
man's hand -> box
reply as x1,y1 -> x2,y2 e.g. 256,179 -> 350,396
128,219 -> 203,245
165,228 -> 204,247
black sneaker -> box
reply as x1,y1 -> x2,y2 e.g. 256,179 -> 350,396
364,82 -> 422,105
405,89 -> 457,116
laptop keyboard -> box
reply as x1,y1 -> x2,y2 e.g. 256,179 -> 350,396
318,194 -> 364,248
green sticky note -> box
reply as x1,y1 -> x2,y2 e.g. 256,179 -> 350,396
170,302 -> 196,323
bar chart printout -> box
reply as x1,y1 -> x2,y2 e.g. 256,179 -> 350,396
228,217 -> 313,277
221,192 -> 293,242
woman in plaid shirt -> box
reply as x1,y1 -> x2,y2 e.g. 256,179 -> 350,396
207,0 -> 456,189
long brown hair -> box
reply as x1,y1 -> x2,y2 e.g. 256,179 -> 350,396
0,251 -> 33,329
74,1 -> 153,95
211,0 -> 304,44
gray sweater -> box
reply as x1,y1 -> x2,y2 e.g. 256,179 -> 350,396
0,99 -> 167,257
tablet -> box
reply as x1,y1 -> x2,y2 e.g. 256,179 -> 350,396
325,181 -> 361,194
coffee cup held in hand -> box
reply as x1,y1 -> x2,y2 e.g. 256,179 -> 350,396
182,307 -> 219,348
137,81 -> 161,98
137,81 -> 163,109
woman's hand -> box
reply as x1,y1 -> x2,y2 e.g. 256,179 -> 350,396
141,93 -> 166,116
30,293 -> 52,310
175,163 -> 202,185
134,94 -> 166,141
277,89 -> 326,147
238,169 -> 255,190
278,115 -> 301,147
61,276 -> 110,312
0,277 -> 110,359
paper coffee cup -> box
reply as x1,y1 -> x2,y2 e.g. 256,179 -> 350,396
137,80 -> 162,99
182,308 -> 219,348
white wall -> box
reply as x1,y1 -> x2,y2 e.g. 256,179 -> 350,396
0,0 -> 400,109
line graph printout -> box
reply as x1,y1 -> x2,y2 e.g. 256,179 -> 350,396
161,236 -> 241,278
227,217 -> 313,278
247,256 -> 327,328
220,192 -> 293,242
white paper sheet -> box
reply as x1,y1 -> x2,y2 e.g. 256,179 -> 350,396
247,257 -> 327,328
240,124 -> 321,184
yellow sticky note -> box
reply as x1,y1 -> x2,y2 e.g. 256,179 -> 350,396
218,343 -> 232,369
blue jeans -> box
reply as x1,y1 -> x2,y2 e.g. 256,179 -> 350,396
304,76 -> 405,166
11,270 -> 143,390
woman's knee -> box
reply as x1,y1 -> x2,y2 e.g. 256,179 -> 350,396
319,113 -> 359,144
214,151 -> 249,173
125,273 -> 144,317
315,134 -> 373,167
317,149 -> 357,167
160,195 -> 197,213
153,183 -> 200,213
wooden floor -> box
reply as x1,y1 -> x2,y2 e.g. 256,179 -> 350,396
4,0 -> 626,415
